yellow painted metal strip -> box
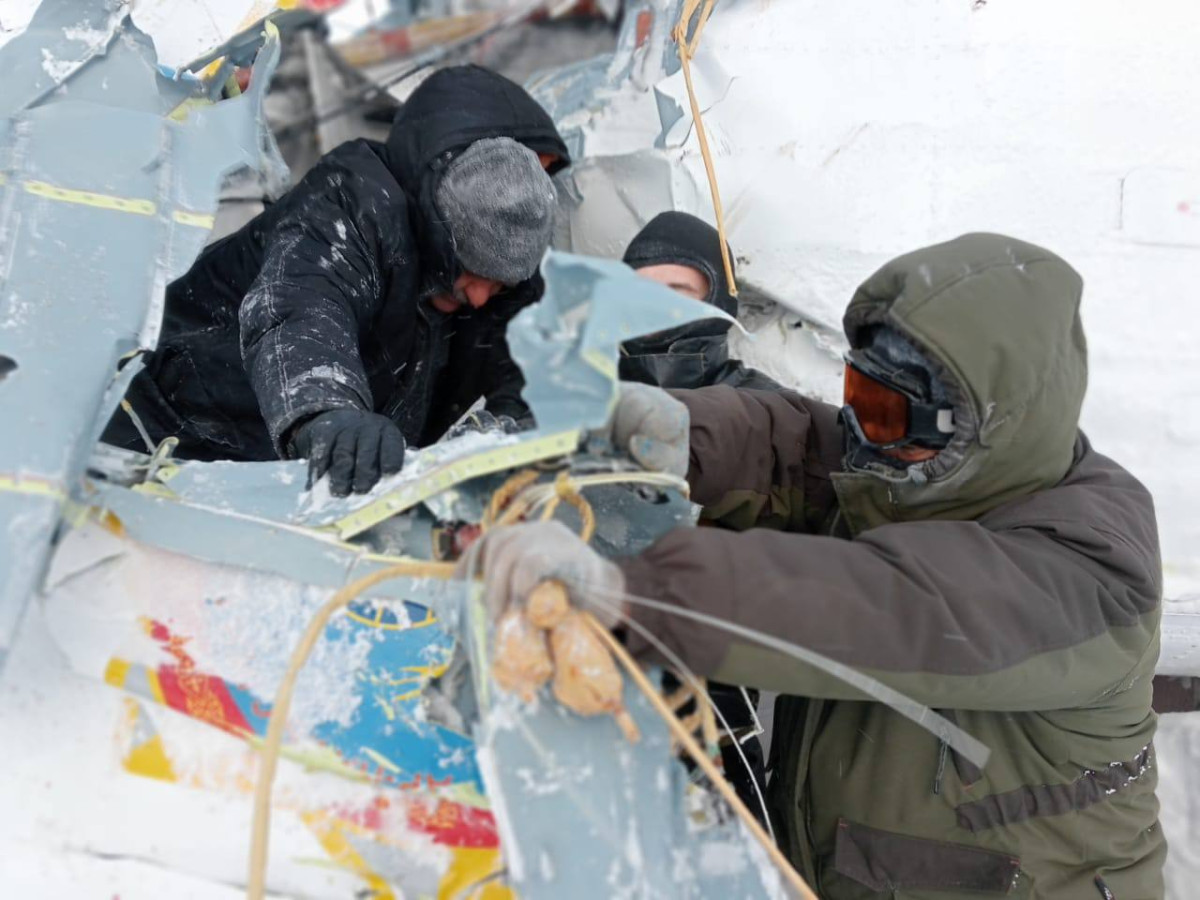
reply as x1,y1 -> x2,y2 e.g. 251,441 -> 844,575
300,811 -> 397,900
333,428 -> 581,540
146,667 -> 166,706
167,96 -> 213,123
440,847 -> 512,900
360,747 -> 401,774
24,180 -> 156,216
104,657 -> 133,689
131,481 -> 178,500
173,209 -> 216,229
120,698 -> 179,783
0,473 -> 66,501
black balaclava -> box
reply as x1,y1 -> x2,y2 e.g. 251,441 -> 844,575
622,212 -> 737,317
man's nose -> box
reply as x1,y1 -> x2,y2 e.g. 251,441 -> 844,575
466,280 -> 500,308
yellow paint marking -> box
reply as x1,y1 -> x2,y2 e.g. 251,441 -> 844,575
24,180 -> 156,216
360,747 -> 401,774
0,473 -> 66,500
301,811 -> 397,900
440,847 -> 512,900
104,657 -> 132,689
332,428 -> 581,539
173,209 -> 216,228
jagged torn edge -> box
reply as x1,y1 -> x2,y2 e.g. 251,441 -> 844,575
507,249 -> 743,435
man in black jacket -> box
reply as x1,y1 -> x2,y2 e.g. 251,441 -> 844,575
102,65 -> 569,496
619,212 -> 780,392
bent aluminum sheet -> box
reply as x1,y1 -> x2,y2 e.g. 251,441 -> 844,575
0,2 -> 282,670
474,675 -> 788,900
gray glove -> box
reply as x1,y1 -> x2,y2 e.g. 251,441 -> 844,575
290,408 -> 406,496
609,381 -> 690,478
463,521 -> 627,629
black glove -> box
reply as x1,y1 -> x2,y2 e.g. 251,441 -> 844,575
290,409 -> 406,497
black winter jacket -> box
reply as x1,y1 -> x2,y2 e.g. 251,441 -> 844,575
103,66 -> 568,461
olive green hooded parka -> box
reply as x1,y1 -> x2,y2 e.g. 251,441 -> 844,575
619,233 -> 1165,899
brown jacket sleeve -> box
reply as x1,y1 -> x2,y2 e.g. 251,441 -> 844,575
616,442 -> 1162,712
669,385 -> 843,533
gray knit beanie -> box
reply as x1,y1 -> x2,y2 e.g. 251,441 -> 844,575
433,137 -> 556,285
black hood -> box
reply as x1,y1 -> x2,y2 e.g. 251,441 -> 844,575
380,65 -> 570,293
622,212 -> 737,317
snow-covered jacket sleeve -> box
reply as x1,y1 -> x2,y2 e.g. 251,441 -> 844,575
239,197 -> 384,456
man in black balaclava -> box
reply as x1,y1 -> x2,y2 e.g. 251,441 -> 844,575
620,211 -> 779,820
619,211 -> 781,392
102,65 -> 569,496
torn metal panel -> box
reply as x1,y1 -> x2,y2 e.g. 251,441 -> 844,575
85,477 -> 464,605
507,250 -> 735,435
0,5 -> 282,669
0,0 -> 129,118
473,677 -> 787,899
130,0 -> 284,75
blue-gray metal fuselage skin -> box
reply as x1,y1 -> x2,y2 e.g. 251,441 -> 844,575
0,1 -> 283,669
0,6 -> 779,890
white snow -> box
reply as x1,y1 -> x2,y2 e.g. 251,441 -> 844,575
0,0 -> 39,51
555,0 -> 1200,599
39,47 -> 76,80
129,0 -> 279,74
61,23 -> 105,43
552,0 -> 1200,891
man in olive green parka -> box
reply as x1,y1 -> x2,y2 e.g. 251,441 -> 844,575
476,233 -> 1165,899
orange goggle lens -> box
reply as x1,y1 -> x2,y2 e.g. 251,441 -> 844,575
844,363 -> 909,444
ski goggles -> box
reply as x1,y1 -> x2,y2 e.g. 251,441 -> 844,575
842,351 -> 956,449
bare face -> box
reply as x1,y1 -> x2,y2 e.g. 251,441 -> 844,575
635,263 -> 710,302
429,271 -> 505,314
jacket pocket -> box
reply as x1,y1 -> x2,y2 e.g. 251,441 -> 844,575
834,819 -> 1022,894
